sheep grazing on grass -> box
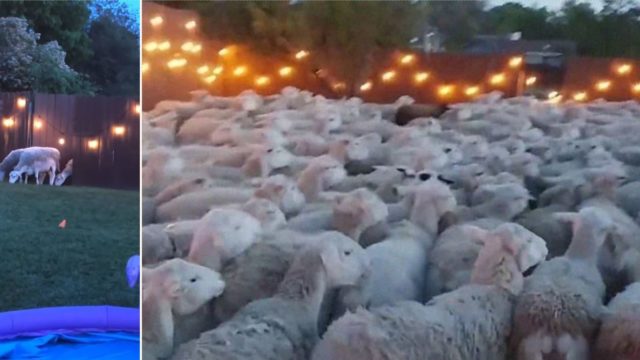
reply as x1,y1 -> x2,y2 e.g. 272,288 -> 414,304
0,149 -> 23,181
142,258 -> 225,360
312,219 -> 547,360
171,233 -> 370,360
54,159 -> 73,186
510,207 -> 615,360
6,146 -> 60,185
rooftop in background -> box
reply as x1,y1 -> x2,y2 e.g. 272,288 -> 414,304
464,34 -> 578,56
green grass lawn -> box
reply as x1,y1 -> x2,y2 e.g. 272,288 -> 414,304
0,183 -> 139,312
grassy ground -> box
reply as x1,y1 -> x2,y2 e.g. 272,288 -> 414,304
0,183 -> 139,312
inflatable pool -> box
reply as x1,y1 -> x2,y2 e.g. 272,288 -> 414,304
0,306 -> 139,359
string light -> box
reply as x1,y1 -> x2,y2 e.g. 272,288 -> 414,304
295,50 -> 309,60
400,54 -> 415,65
112,125 -> 126,136
185,20 -> 196,30
34,119 -> 43,130
144,42 -> 158,52
150,16 -> 163,27
167,58 -> 187,69
616,63 -> 632,75
181,42 -> 194,52
595,80 -> 611,91
360,81 -> 372,92
508,56 -> 523,68
158,41 -> 171,51
279,66 -> 293,77
573,91 -> 587,102
134,104 -> 141,114
381,70 -> 396,82
191,44 -> 202,53
332,82 -> 346,91
197,65 -> 210,75
142,63 -> 149,73
548,90 -> 560,99
437,85 -> 454,97
2,117 -> 14,128
489,73 -> 506,85
16,97 -> 26,109
632,82 -> 640,94
233,66 -> 248,77
413,72 -> 429,84
464,86 -> 480,96
58,138 -> 65,146
88,139 -> 99,150
525,76 -> 537,86
255,76 -> 270,86
213,66 -> 224,75
218,47 -> 231,57
204,75 -> 217,84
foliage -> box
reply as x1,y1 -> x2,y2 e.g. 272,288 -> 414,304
0,17 -> 94,94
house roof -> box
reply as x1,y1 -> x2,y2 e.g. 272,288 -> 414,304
464,35 -> 577,56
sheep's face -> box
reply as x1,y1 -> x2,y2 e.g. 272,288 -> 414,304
162,259 -> 226,315
265,147 -> 293,168
345,138 -> 370,161
442,145 -> 463,164
472,234 -> 525,294
319,233 -> 370,287
240,94 -> 262,112
255,176 -> 306,216
557,207 -> 615,246
8,171 -> 21,184
260,130 -> 287,147
54,174 -> 67,186
495,223 -> 548,273
317,160 -> 347,188
201,209 -> 262,258
241,198 -> 286,233
332,189 -> 388,239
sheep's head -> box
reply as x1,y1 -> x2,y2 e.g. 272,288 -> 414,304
332,188 -> 389,241
8,171 -> 21,184
473,183 -> 531,220
241,198 -> 286,233
492,223 -> 548,273
554,207 -> 615,250
142,226 -> 175,265
314,155 -> 346,188
143,258 -> 225,316
264,146 -> 294,169
316,108 -> 342,131
344,137 -> 370,161
314,232 -> 370,288
255,175 -> 306,217
470,224 -> 547,295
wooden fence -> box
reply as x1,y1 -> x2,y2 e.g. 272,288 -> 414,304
0,92 -> 140,190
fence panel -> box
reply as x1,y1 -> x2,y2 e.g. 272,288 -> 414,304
0,92 -> 140,190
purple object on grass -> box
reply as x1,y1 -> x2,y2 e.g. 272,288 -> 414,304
126,255 -> 140,288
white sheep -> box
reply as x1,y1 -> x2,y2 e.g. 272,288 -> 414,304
8,146 -> 60,185
297,155 -> 347,201
510,207 -> 615,360
0,148 -> 23,181
171,232 -> 370,360
187,208 -> 263,270
54,159 -> 73,186
312,217 -> 548,360
142,258 -> 225,360
594,281 -> 640,359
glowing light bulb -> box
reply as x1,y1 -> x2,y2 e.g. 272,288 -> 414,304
381,71 -> 396,82
88,139 -> 99,150
595,80 -> 611,91
295,50 -> 309,60
360,82 -> 372,92
489,73 -> 506,85
16,97 -> 26,109
218,47 -> 231,56
204,75 -> 217,84
158,41 -> 171,51
167,58 -> 187,69
34,119 -> 43,130
213,66 -> 223,75
2,117 -> 14,128
508,56 -> 523,68
134,104 -> 141,114
465,86 -> 480,96
181,42 -> 194,52
233,66 -> 247,77
616,63 -> 632,75
632,82 -> 640,93
58,138 -> 65,146
332,82 -> 346,91
548,90 -> 559,99
255,76 -> 270,87
144,42 -> 158,52
142,63 -> 150,73
414,72 -> 429,83
400,54 -> 415,65
150,16 -> 163,27
113,126 -> 126,136
438,85 -> 454,97
197,65 -> 210,75
525,76 -> 537,86
573,91 -> 587,102
279,66 -> 293,77
185,20 -> 196,30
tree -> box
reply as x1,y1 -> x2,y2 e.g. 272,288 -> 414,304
161,1 -> 428,95
484,3 -> 560,39
0,1 -> 93,69
0,17 -> 94,94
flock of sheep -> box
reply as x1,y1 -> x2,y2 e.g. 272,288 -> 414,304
141,87 -> 640,360
0,146 -> 72,186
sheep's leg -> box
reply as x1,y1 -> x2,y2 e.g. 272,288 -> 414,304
49,169 -> 55,186
35,171 -> 41,185
519,332 -> 551,360
557,334 -> 588,360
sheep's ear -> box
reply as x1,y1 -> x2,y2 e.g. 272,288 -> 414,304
553,212 -> 580,233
